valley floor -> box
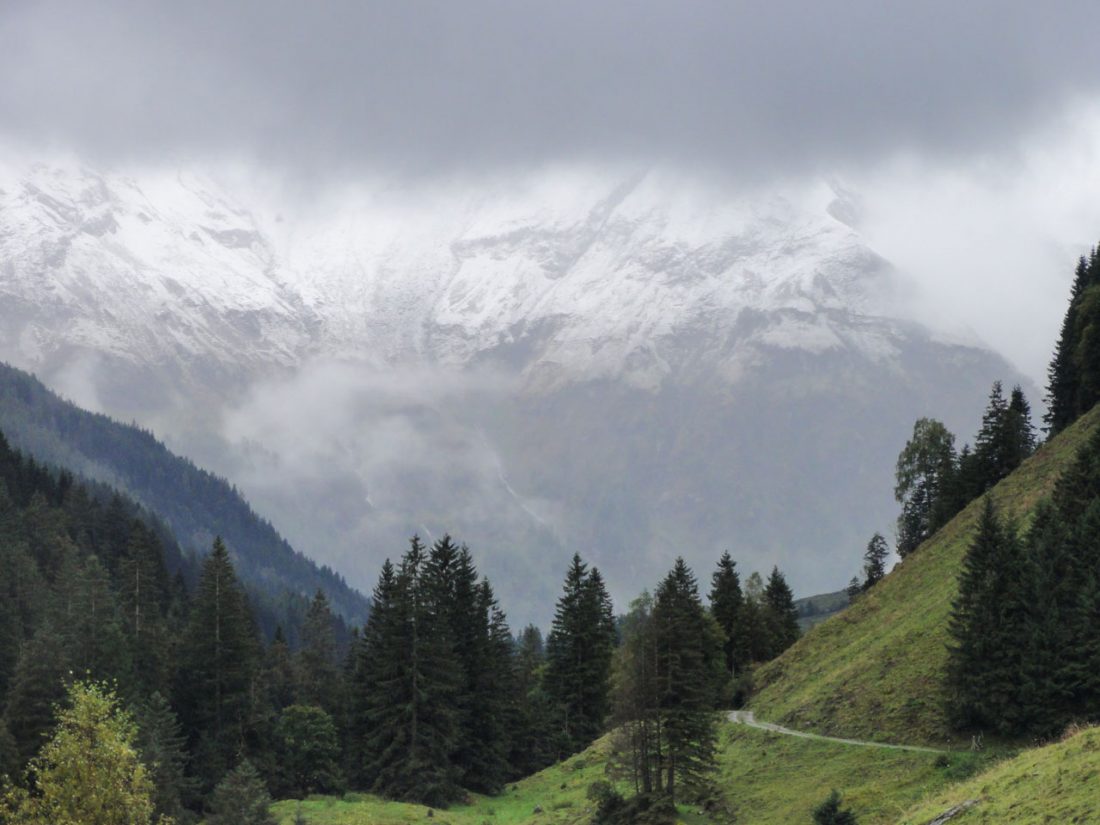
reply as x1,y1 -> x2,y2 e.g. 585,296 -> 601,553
272,717 -> 978,825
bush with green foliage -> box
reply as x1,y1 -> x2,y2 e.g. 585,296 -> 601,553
275,704 -> 343,798
206,760 -> 276,825
0,681 -> 162,825
812,789 -> 857,824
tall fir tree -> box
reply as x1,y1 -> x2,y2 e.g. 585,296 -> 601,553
118,522 -> 170,697
861,534 -> 889,591
1045,254 -> 1091,434
360,537 -> 462,806
545,554 -> 617,755
135,691 -> 192,820
945,498 -> 1035,732
708,552 -> 744,676
296,590 -> 343,717
653,559 -> 719,804
206,759 -> 276,825
176,537 -> 263,791
762,567 -> 800,658
2,621 -> 70,765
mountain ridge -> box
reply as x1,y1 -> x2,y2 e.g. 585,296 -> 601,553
0,156 -> 1034,621
0,360 -> 369,629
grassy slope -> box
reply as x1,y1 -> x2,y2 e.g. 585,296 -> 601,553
271,720 -> 975,825
897,726 -> 1100,824
751,407 -> 1100,747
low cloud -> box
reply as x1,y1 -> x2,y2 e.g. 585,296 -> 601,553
3,1 -> 1100,181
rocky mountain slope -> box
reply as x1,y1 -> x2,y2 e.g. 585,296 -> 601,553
0,156 -> 1030,620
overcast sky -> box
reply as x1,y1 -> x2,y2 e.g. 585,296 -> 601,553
4,0 -> 1100,376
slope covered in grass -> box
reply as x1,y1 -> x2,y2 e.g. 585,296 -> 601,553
897,726 -> 1100,824
271,719 -> 976,825
750,406 -> 1100,747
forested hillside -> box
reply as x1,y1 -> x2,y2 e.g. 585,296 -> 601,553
0,362 -> 368,629
750,405 -> 1099,744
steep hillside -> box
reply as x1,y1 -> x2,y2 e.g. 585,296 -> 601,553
898,726 -> 1100,824
750,405 -> 1100,746
0,362 -> 369,628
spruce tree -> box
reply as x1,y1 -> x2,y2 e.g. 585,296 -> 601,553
2,621 -> 69,765
545,554 -> 616,755
946,498 -> 1007,730
135,691 -> 192,820
737,573 -> 772,664
176,537 -> 262,791
1005,386 -> 1037,468
361,538 -> 462,806
813,789 -> 858,824
206,759 -> 277,825
67,554 -> 133,691
118,523 -> 170,697
845,577 -> 862,604
296,590 -> 343,717
1045,255 -> 1090,434
510,625 -> 564,777
762,567 -> 800,658
349,559 -> 397,789
708,552 -> 744,676
653,559 -> 718,804
861,534 -> 889,590
264,625 -> 298,713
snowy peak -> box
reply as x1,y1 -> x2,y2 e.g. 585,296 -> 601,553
1,158 -> 898,391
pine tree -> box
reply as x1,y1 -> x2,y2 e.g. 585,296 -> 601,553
653,559 -> 719,804
861,534 -> 889,590
176,537 -> 263,791
206,759 -> 277,825
708,552 -> 743,676
349,559 -> 397,789
361,538 -> 462,806
3,621 -> 70,765
135,691 -> 192,820
972,381 -> 1010,492
813,789 -> 858,824
118,521 -> 170,696
947,498 -> 1008,730
1005,386 -> 1037,469
67,554 -> 133,691
296,590 -> 343,717
264,626 -> 298,713
510,625 -> 564,777
762,567 -> 800,658
608,591 -> 659,796
845,577 -> 862,604
1045,255 -> 1090,434
545,554 -> 616,755
737,573 -> 772,664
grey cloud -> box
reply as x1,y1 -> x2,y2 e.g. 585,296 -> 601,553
3,0 -> 1100,178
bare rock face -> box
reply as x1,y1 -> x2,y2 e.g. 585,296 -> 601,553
0,158 -> 1029,623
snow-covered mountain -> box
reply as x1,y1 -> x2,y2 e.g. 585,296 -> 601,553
0,157 -> 1027,622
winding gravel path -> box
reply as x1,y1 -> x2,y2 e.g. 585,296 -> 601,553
727,710 -> 948,754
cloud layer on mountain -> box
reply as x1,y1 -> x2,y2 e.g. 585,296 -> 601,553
3,1 -> 1100,180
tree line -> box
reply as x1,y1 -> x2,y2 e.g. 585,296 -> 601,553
947,425 -> 1100,736
847,379 -> 1037,597
0,423 -> 807,823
